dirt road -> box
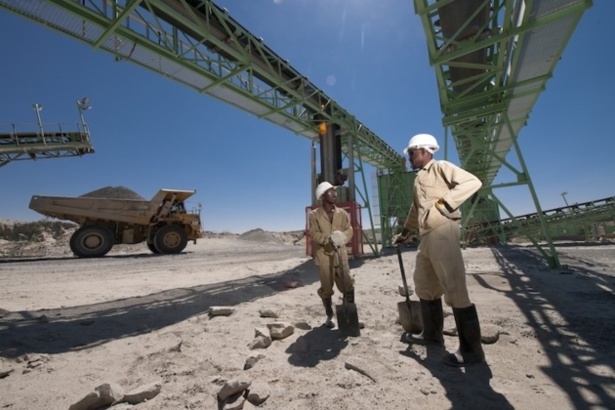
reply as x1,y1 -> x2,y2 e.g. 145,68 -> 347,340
0,238 -> 308,311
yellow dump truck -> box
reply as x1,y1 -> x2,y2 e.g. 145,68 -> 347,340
29,189 -> 202,257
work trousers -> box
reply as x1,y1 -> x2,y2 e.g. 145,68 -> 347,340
414,221 -> 471,308
315,250 -> 354,299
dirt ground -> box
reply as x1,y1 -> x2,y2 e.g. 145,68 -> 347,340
1,232 -> 614,409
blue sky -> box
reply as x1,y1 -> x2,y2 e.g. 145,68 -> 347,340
0,0 -> 613,233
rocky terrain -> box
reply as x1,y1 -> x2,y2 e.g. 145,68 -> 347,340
1,210 -> 614,409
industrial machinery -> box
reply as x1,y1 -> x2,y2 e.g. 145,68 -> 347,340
29,189 -> 202,257
0,98 -> 95,167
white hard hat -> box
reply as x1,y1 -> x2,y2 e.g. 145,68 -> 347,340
315,181 -> 335,200
403,133 -> 439,154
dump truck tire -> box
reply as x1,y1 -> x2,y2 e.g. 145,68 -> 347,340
147,242 -> 160,254
70,225 -> 114,258
154,225 -> 188,254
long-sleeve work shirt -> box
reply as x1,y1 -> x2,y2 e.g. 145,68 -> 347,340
403,159 -> 482,236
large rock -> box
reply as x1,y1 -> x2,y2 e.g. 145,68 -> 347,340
218,376 -> 252,401
243,354 -> 266,370
68,382 -> 124,410
209,306 -> 235,317
266,323 -> 294,340
248,327 -> 272,350
258,309 -> 279,318
246,382 -> 271,406
122,382 -> 162,404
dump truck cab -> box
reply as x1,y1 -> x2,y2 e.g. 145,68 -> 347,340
145,189 -> 203,255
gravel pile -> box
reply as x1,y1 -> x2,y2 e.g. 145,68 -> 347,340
79,186 -> 145,200
239,228 -> 283,243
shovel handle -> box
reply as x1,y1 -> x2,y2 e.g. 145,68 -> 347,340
396,245 -> 411,304
335,247 -> 347,293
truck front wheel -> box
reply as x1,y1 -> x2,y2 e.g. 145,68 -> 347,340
154,225 -> 188,254
70,225 -> 114,258
146,242 -> 160,254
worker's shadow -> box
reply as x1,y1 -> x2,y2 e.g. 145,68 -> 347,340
286,325 -> 348,367
400,342 -> 514,410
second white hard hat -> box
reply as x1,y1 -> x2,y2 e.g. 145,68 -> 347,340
403,133 -> 440,154
315,181 -> 335,200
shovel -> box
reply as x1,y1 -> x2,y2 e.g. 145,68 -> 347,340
396,245 -> 423,334
335,248 -> 360,337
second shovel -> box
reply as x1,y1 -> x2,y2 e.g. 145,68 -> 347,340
396,245 -> 422,334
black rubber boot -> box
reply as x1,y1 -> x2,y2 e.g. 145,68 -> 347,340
442,304 -> 485,367
323,298 -> 334,328
405,298 -> 444,346
343,290 -> 355,304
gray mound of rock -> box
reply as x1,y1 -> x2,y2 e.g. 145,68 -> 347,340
239,228 -> 283,243
79,186 -> 145,200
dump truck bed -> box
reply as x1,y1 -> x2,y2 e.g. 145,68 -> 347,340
29,189 -> 196,225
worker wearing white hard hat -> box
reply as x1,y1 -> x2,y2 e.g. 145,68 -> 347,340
315,181 -> 335,201
403,133 -> 440,155
394,133 -> 485,367
309,181 -> 354,328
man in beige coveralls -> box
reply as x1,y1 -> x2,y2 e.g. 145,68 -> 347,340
394,133 -> 485,367
309,181 -> 354,328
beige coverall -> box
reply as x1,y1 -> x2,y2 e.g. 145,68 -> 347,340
402,159 -> 482,308
309,206 -> 354,300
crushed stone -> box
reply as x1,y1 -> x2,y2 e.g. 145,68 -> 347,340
80,186 -> 145,200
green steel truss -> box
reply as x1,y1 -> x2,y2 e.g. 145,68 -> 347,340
0,0 -> 403,172
413,0 -> 592,267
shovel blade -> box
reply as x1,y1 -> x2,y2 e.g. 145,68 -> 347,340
336,303 -> 360,337
398,300 -> 423,333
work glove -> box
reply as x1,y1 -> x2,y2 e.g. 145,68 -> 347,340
435,198 -> 456,218
330,230 -> 347,248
